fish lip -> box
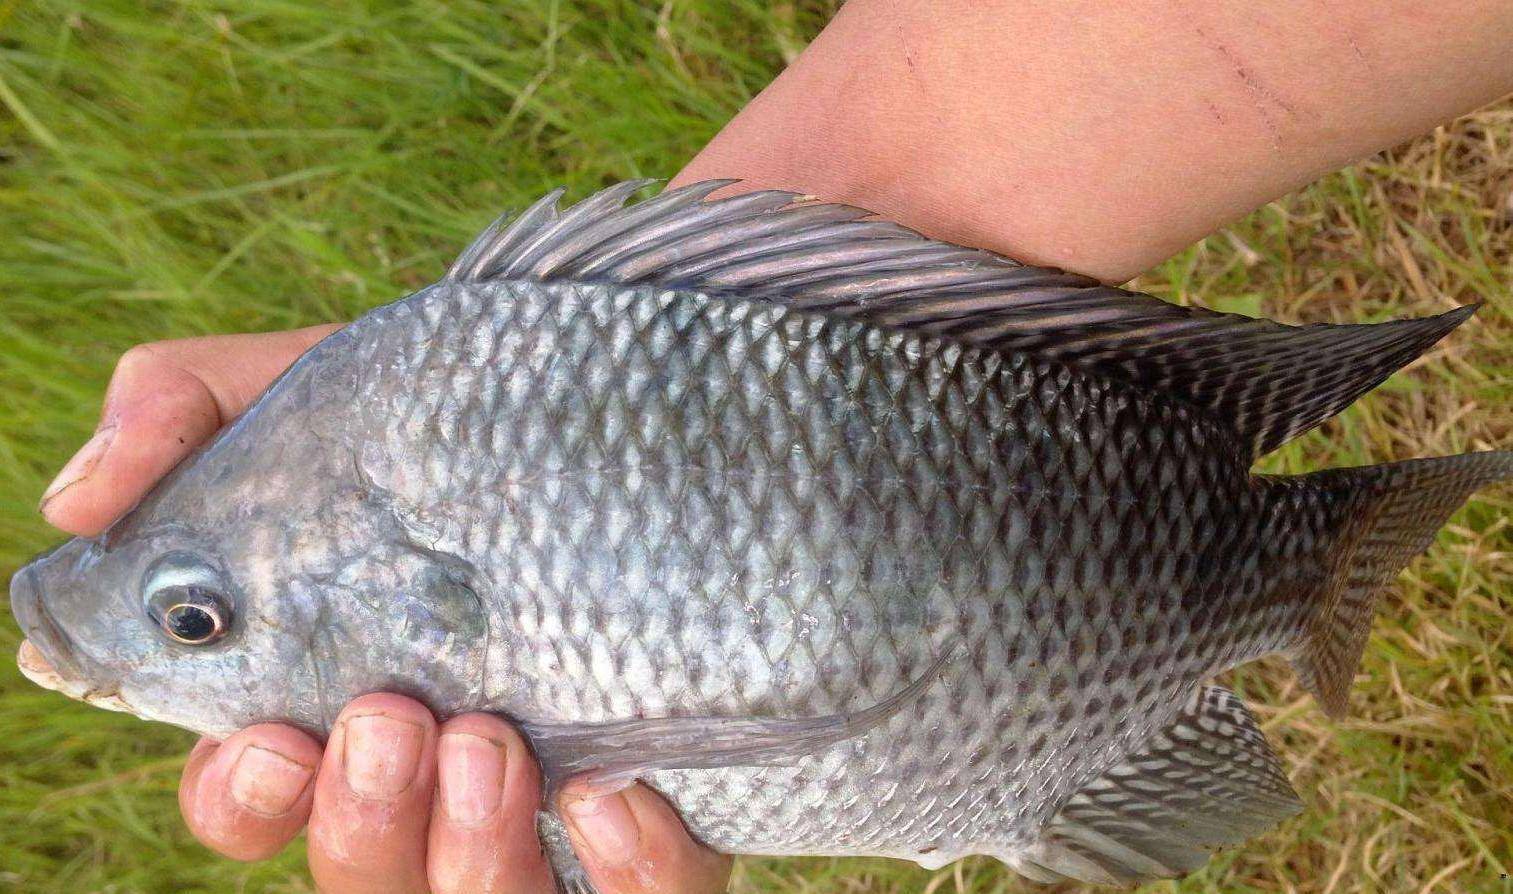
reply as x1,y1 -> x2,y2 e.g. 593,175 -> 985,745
9,561 -> 119,697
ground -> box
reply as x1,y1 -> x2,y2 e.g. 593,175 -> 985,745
0,3 -> 1508,893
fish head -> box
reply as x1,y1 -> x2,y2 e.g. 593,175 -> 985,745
10,342 -> 353,738
9,494 -> 331,739
11,333 -> 496,739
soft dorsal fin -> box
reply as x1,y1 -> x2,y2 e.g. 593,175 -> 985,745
449,180 -> 1475,459
1011,685 -> 1303,885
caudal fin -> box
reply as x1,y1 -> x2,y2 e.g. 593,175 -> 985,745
1285,451 -> 1513,717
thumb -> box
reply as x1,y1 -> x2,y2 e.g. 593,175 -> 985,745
40,325 -> 341,536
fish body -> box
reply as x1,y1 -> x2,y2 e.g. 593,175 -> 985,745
333,276 -> 1286,869
12,181 -> 1510,888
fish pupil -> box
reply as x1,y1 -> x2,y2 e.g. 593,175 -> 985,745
165,604 -> 216,642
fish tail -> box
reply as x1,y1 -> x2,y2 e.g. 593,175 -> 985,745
1275,451 -> 1513,717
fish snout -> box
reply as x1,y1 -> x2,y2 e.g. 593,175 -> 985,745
10,560 -> 119,701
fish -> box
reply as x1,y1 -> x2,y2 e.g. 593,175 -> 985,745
10,178 -> 1510,890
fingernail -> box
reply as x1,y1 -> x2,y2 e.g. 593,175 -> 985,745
342,714 -> 424,799
229,745 -> 313,816
438,732 -> 506,825
564,790 -> 641,867
40,425 -> 116,509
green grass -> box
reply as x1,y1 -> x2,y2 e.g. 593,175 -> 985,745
0,2 -> 1508,892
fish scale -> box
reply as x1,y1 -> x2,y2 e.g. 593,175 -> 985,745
11,181 -> 1510,890
340,276 -> 1283,864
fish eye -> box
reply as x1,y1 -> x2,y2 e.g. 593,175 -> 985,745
142,552 -> 234,646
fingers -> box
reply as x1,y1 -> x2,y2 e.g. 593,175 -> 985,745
41,324 -> 341,536
427,714 -> 557,894
176,694 -> 730,894
559,780 -> 732,894
307,694 -> 438,894
179,725 -> 322,862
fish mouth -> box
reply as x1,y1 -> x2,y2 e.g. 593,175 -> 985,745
10,563 -> 130,713
16,641 -> 133,713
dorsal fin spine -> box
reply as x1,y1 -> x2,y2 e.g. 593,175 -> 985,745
659,217 -> 910,282
458,186 -> 565,280
500,178 -> 657,279
571,189 -> 800,278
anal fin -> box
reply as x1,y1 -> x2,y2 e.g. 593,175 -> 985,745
1013,686 -> 1302,885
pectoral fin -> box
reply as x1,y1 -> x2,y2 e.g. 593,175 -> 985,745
521,648 -> 953,791
1012,685 -> 1302,885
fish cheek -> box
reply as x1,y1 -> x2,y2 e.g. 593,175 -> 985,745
118,644 -> 265,739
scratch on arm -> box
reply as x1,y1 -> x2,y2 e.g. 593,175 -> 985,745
1194,26 -> 1299,150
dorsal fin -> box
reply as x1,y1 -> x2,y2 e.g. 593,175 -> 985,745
448,180 -> 1476,459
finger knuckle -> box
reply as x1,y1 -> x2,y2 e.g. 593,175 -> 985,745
134,383 -> 216,429
104,344 -> 220,428
113,341 -> 175,377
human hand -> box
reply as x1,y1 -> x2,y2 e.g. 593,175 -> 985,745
181,696 -> 731,893
40,330 -> 732,893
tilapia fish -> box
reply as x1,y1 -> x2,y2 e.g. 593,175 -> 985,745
11,179 -> 1510,889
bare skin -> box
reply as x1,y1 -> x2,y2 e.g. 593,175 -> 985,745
678,0 -> 1513,282
35,1 -> 1513,891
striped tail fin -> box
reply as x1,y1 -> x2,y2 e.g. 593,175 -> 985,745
1281,452 -> 1513,717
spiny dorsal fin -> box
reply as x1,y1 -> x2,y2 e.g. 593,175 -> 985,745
448,180 -> 1475,459
1012,686 -> 1302,885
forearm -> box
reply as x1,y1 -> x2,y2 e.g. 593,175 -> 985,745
674,0 -> 1513,282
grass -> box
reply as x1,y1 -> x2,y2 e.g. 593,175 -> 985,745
0,2 -> 1507,892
